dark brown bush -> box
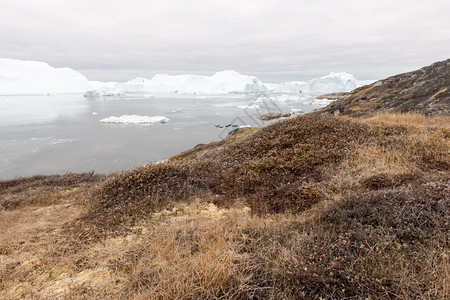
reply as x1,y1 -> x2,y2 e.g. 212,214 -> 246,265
360,172 -> 419,190
235,177 -> 449,299
0,172 -> 102,193
248,182 -> 326,214
0,172 -> 103,210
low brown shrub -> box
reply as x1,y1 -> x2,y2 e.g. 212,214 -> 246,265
360,172 -> 419,190
0,172 -> 103,210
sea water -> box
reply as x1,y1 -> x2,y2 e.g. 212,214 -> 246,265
0,93 -> 321,179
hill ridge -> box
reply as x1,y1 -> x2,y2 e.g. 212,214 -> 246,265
320,58 -> 450,116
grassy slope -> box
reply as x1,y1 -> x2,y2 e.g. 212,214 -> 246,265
0,113 -> 449,299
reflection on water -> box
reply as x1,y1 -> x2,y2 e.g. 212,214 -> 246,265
0,94 -> 89,126
0,93 -> 322,179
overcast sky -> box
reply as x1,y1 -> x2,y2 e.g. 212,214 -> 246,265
1,0 -> 449,82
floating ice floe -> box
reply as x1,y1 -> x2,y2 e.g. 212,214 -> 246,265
269,94 -> 309,103
238,104 -> 260,109
50,138 -> 78,145
251,94 -> 334,107
84,89 -> 124,97
99,115 -> 169,124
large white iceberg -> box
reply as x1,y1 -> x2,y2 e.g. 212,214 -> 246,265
266,81 -> 309,94
88,80 -> 121,91
105,71 -> 373,96
113,70 -> 268,94
117,77 -> 149,92
307,72 -> 365,94
0,58 -> 89,94
99,115 -> 169,124
84,80 -> 125,97
266,72 -> 374,95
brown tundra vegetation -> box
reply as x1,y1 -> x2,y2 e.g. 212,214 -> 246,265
0,113 -> 449,299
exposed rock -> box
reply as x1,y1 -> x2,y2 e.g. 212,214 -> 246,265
258,112 -> 292,121
319,59 -> 450,116
290,108 -> 304,114
215,124 -> 240,128
316,92 -> 349,100
226,126 -> 251,137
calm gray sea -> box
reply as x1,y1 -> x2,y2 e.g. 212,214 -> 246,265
0,93 -> 320,179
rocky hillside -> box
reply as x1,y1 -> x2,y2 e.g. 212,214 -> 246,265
320,59 -> 450,116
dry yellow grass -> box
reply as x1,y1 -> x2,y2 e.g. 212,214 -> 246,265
366,112 -> 450,127
2,199 -> 448,299
326,113 -> 449,191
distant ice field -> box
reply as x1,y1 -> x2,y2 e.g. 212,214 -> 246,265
0,93 -> 330,179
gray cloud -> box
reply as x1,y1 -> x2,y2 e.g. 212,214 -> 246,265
1,0 -> 449,82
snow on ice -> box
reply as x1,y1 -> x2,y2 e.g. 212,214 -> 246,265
0,58 -> 89,94
99,115 -> 169,124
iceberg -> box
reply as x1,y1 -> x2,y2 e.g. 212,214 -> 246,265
108,71 -> 373,96
266,81 -> 309,94
110,70 -> 268,94
0,57 -> 374,96
0,58 -> 89,94
252,94 -> 334,107
89,80 -> 120,89
115,77 -> 149,92
85,81 -> 125,97
267,72 -> 374,95
99,115 -> 169,124
84,89 -> 124,97
307,72 -> 361,95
